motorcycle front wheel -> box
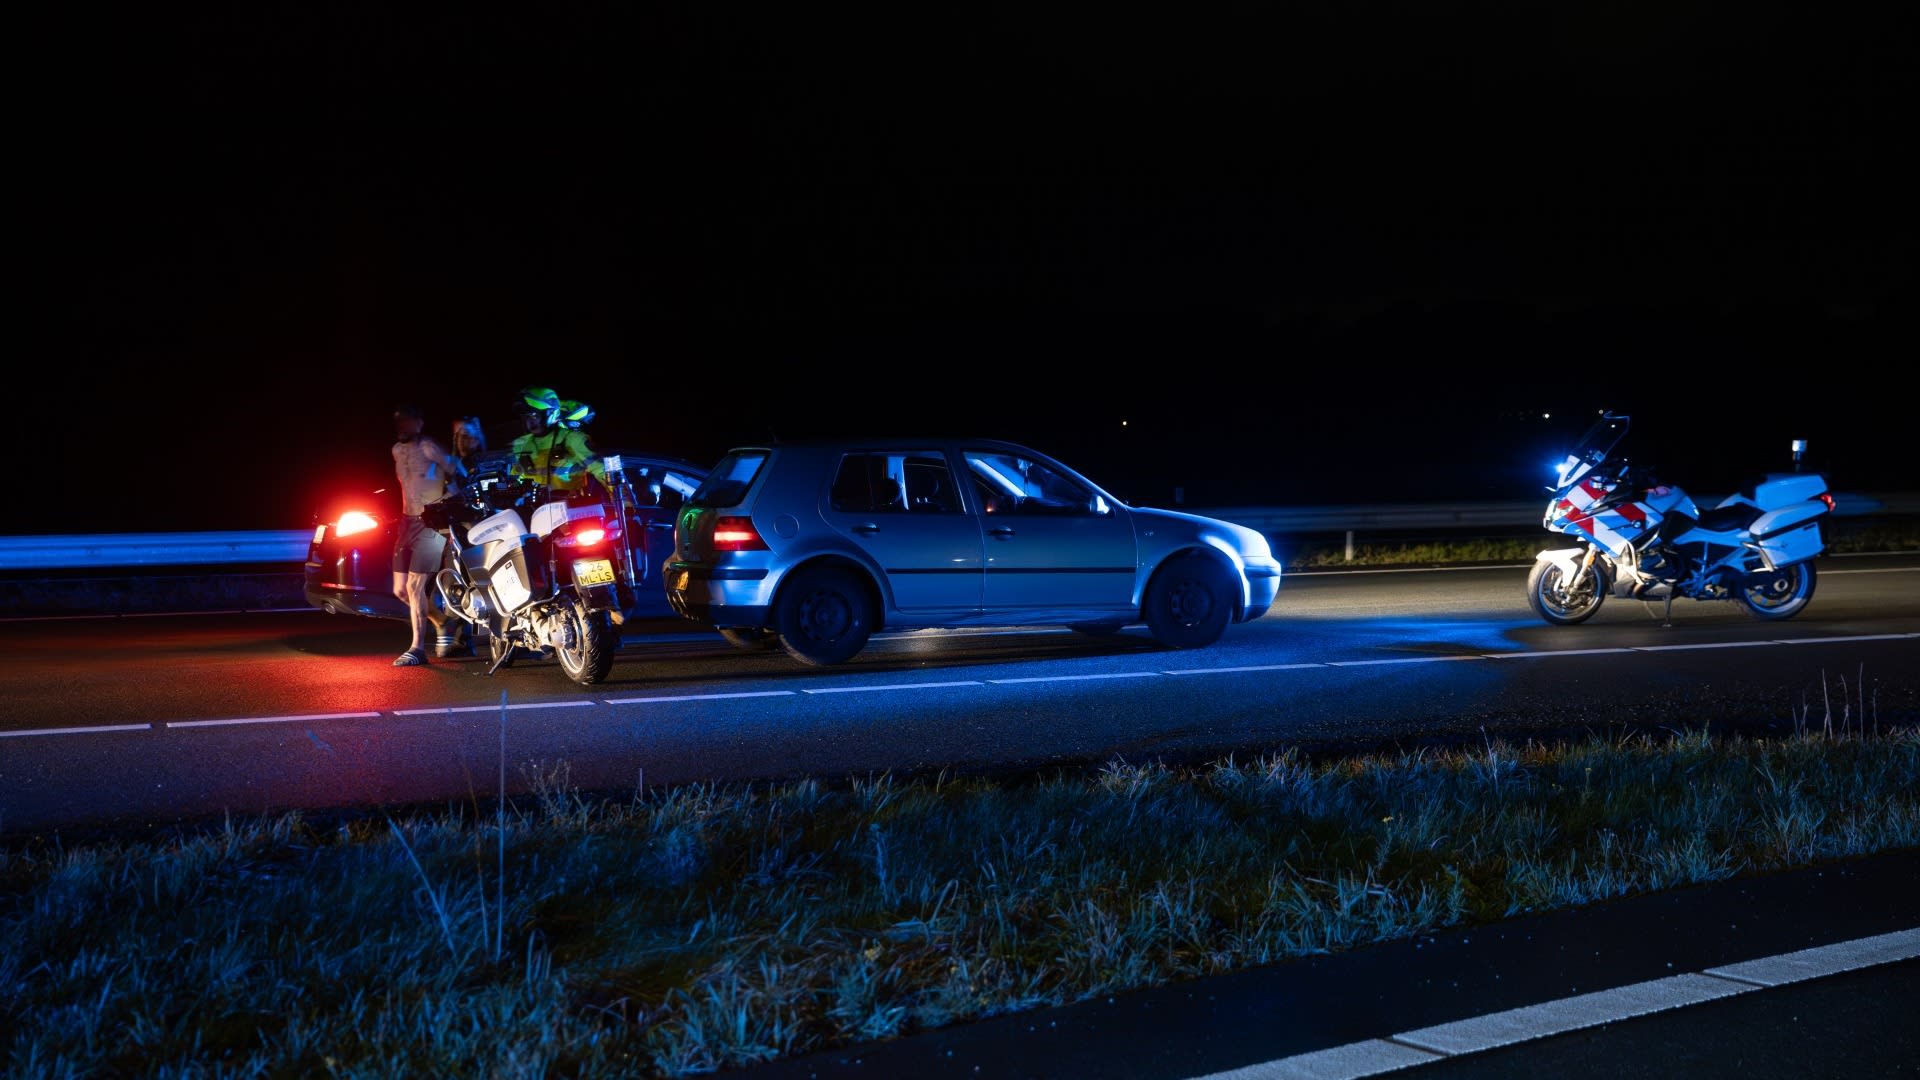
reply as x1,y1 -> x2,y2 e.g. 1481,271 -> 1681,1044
1527,557 -> 1610,625
1737,562 -> 1817,621
556,601 -> 618,685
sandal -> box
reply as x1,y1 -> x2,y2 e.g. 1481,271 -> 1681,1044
392,649 -> 428,667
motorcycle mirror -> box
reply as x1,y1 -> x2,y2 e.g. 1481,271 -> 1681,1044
1791,438 -> 1808,470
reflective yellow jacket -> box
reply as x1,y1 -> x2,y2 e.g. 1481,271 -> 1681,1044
509,428 -> 605,494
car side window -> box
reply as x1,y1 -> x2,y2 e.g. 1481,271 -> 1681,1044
964,451 -> 1109,516
831,452 -> 959,514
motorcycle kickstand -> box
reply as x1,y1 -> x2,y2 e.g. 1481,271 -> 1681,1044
482,636 -> 513,677
1660,593 -> 1674,629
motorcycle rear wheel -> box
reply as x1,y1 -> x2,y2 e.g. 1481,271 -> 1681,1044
1527,557 -> 1609,625
556,601 -> 618,685
1737,562 -> 1817,621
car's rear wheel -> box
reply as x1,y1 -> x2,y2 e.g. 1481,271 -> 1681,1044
717,627 -> 780,651
773,565 -> 874,666
1143,552 -> 1234,650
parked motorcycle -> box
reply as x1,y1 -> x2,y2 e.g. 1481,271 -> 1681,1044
425,457 -> 653,685
1529,411 -> 1834,626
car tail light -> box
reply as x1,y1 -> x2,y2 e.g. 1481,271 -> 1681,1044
1818,493 -> 1836,513
711,516 -> 768,551
334,511 -> 379,537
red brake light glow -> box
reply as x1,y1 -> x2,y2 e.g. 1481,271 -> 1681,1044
1818,493 -> 1836,512
334,511 -> 379,537
573,526 -> 607,547
712,516 -> 768,551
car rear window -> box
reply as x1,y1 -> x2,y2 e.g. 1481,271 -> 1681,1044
689,450 -> 768,507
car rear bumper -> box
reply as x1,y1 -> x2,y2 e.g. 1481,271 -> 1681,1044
664,561 -> 774,628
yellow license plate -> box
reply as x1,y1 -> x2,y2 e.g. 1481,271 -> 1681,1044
573,558 -> 615,587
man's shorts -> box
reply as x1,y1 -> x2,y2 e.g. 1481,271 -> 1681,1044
393,515 -> 448,575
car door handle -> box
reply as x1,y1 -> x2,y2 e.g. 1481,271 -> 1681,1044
853,523 -> 882,535
988,527 -> 1016,539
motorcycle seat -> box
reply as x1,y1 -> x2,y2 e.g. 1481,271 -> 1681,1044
1696,503 -> 1761,532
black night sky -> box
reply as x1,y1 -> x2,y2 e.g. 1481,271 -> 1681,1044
19,3 -> 1914,535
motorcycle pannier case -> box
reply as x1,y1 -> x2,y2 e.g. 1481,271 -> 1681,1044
1752,522 -> 1823,571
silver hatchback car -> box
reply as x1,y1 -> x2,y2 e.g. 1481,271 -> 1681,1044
664,438 -> 1282,665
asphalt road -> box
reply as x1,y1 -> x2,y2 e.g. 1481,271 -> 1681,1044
2,554 -> 1915,838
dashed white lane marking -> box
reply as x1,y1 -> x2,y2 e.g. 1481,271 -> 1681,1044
986,671 -> 1163,685
0,722 -> 152,738
1484,647 -> 1634,658
394,700 -> 595,716
1632,640 -> 1779,652
6,634 -> 1914,739
1772,633 -> 1919,644
603,690 -> 796,704
1184,927 -> 1920,1079
1165,662 -> 1327,675
1326,656 -> 1482,667
168,711 -> 382,729
803,680 -> 984,695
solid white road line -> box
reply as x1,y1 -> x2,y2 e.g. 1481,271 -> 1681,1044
1704,927 -> 1920,987
0,723 -> 152,738
1184,926 -> 1920,1080
1389,973 -> 1754,1056
1197,1040 -> 1443,1079
167,711 -> 383,728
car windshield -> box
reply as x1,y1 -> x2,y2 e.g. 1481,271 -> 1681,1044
689,450 -> 768,507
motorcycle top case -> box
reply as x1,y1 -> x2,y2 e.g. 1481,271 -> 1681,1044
530,499 -> 607,538
1741,473 -> 1827,509
468,509 -> 530,547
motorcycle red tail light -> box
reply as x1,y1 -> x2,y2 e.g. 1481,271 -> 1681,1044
712,516 -> 768,551
334,511 -> 379,537
1818,493 -> 1836,512
555,518 -> 609,548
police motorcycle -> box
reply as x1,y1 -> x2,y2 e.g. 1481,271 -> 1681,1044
423,398 -> 652,685
1529,411 -> 1835,627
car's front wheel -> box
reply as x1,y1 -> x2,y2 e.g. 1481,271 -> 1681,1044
772,565 -> 875,666
1143,552 -> 1234,649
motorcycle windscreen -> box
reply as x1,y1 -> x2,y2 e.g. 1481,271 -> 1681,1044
1552,413 -> 1630,491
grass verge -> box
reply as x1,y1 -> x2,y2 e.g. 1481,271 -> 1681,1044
6,718 -> 1918,1077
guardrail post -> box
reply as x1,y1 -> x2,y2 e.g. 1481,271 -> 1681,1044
1345,530 -> 1355,563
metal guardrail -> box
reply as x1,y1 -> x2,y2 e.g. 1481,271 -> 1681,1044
0,493 -> 1913,571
